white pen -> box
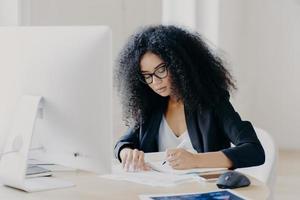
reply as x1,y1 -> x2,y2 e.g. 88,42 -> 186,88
161,139 -> 187,165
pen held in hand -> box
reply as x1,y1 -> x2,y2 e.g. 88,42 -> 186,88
161,139 -> 187,165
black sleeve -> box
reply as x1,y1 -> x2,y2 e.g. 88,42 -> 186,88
215,92 -> 265,168
114,127 -> 140,162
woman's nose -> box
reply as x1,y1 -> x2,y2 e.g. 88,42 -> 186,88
152,75 -> 162,85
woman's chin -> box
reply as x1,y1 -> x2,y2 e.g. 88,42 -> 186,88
159,94 -> 169,97
154,87 -> 170,97
156,91 -> 170,97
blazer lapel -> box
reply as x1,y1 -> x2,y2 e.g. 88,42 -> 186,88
140,110 -> 163,153
185,109 -> 204,153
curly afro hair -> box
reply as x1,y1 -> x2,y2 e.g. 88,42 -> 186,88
115,25 -> 236,128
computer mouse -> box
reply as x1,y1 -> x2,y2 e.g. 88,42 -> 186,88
216,171 -> 251,189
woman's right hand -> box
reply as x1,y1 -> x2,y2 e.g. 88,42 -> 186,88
120,148 -> 150,172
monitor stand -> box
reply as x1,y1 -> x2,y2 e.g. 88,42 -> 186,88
0,95 -> 74,192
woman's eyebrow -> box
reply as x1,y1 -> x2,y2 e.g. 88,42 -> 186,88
141,62 -> 165,73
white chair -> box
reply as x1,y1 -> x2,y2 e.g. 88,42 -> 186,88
236,127 -> 277,199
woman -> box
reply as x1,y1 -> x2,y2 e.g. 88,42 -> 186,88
114,25 -> 265,172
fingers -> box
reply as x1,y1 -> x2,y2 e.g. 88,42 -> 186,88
135,150 -> 149,171
166,148 -> 177,157
168,157 -> 181,168
132,149 -> 141,171
124,150 -> 133,171
137,151 -> 145,170
166,148 -> 183,158
120,148 -> 131,169
166,148 -> 185,169
121,149 -> 147,172
166,151 -> 178,168
138,154 -> 151,171
166,148 -> 181,162
143,163 -> 151,171
121,152 -> 128,169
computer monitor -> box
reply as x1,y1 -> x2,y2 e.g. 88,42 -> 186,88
0,26 -> 112,174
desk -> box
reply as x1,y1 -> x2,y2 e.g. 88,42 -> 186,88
0,170 -> 269,199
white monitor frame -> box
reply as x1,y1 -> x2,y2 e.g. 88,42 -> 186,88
0,26 -> 112,174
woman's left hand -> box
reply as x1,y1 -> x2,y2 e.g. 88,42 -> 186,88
166,148 -> 198,169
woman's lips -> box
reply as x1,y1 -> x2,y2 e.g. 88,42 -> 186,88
156,87 -> 167,93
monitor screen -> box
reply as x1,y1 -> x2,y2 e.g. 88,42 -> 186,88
0,26 -> 112,174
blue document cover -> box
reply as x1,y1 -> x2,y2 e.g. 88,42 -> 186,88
140,190 -> 246,200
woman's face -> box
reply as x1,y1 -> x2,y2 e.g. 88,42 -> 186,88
140,52 -> 172,97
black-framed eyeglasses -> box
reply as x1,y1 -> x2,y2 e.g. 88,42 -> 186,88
140,63 -> 168,84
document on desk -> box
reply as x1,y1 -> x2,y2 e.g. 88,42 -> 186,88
144,152 -> 227,175
148,161 -> 226,175
101,152 -> 226,187
101,170 -> 195,187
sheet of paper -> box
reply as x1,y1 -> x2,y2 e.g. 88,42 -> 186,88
101,152 -> 227,187
144,152 -> 227,175
100,163 -> 196,187
100,171 -> 195,187
148,161 -> 226,175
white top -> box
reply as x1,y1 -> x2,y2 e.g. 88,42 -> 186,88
158,116 -> 196,153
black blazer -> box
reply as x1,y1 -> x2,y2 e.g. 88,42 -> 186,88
114,92 -> 265,169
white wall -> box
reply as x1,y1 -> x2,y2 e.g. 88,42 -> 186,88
164,0 -> 300,149
26,0 -> 161,58
196,0 -> 220,47
218,0 -> 300,149
162,0 -> 196,30
0,0 -> 19,152
162,0 -> 219,47
0,0 -> 19,25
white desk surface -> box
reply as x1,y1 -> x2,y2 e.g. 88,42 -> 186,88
0,170 -> 269,200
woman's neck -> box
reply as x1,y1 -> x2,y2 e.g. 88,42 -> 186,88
167,96 -> 184,110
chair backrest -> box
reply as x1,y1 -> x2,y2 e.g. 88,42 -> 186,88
236,127 -> 277,199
